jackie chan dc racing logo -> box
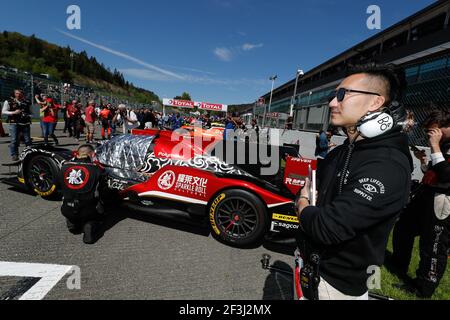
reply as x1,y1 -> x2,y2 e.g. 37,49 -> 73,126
158,171 -> 176,190
64,166 -> 90,190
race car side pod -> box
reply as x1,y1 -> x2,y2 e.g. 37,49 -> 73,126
260,254 -> 393,301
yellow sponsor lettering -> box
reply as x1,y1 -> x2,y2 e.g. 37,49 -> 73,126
35,185 -> 56,197
18,177 -> 25,184
210,193 -> 226,235
272,213 -> 299,224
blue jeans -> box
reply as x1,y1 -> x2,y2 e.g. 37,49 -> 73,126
109,119 -> 116,136
9,124 -> 31,157
42,122 -> 56,145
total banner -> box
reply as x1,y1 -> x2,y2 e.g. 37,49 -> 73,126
163,99 -> 228,112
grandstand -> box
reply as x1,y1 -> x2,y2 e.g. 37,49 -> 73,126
257,1 -> 450,146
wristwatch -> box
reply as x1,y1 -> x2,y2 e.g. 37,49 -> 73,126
299,196 -> 310,202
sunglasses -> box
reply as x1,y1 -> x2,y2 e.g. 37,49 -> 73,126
328,88 -> 381,103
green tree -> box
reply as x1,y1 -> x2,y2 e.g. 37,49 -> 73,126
174,92 -> 192,101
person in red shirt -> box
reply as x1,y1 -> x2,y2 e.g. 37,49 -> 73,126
99,105 -> 112,140
84,100 -> 97,144
66,99 -> 82,140
36,95 -> 60,146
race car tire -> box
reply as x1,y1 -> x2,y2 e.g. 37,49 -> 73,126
25,155 -> 60,199
209,189 -> 268,247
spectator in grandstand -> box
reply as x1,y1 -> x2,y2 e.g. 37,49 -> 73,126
2,89 -> 32,161
112,104 -> 139,134
99,104 -> 112,140
390,110 -> 450,299
35,95 -> 60,146
85,100 -> 97,144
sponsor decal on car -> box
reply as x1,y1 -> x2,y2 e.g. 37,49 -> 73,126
107,178 -> 127,191
272,213 -> 299,224
64,166 -> 90,190
272,221 -> 299,230
174,174 -> 208,196
210,193 -> 226,235
284,177 -> 305,187
158,170 -> 176,190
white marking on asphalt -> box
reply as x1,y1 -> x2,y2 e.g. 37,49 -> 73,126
0,262 -> 74,300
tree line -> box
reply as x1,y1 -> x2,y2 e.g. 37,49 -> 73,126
0,31 -> 160,104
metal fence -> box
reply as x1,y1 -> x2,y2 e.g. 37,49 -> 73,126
403,54 -> 450,146
0,69 -> 157,119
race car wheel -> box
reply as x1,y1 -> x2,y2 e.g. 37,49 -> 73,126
209,189 -> 268,247
26,156 -> 60,199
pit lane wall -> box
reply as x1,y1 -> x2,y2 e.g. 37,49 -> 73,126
259,128 -> 426,181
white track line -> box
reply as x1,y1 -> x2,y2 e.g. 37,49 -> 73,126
0,262 -> 74,300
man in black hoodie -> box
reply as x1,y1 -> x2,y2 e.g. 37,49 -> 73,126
296,64 -> 413,299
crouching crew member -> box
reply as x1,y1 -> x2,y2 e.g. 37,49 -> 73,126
60,145 -> 106,244
295,64 -> 413,300
391,110 -> 450,298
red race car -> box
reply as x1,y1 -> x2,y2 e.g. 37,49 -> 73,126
7,129 -> 316,247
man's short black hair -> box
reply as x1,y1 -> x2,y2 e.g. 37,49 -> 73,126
422,110 -> 450,129
77,144 -> 95,159
347,63 -> 406,106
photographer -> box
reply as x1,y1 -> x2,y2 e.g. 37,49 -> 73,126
2,89 -> 32,162
35,95 -> 60,146
296,64 -> 413,300
112,104 -> 139,134
391,110 -> 449,298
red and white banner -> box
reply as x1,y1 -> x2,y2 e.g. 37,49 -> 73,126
199,102 -> 228,112
163,99 -> 228,112
163,99 -> 197,109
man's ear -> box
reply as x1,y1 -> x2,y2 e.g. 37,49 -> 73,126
368,95 -> 386,112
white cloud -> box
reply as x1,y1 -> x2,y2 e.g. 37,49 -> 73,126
58,30 -> 265,89
242,43 -> 264,51
57,30 -> 185,80
120,69 -> 174,82
214,47 -> 233,62
121,68 -> 266,88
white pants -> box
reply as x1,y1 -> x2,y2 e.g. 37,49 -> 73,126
318,277 -> 369,300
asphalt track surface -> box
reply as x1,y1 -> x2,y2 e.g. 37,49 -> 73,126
0,123 -> 296,300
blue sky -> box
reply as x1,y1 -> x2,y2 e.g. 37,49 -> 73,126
1,0 -> 436,104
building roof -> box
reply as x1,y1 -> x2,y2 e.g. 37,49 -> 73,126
260,0 -> 450,100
